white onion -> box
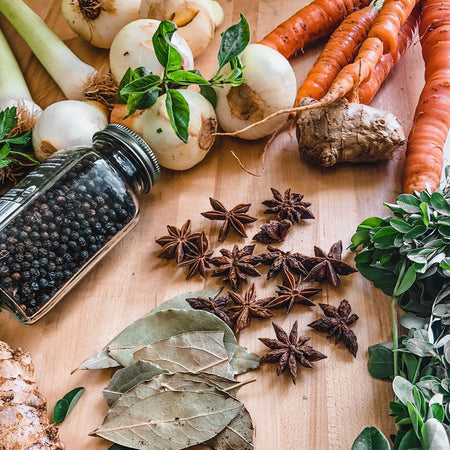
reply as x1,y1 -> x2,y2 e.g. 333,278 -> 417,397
214,44 -> 297,140
62,0 -> 141,49
32,100 -> 108,161
109,19 -> 194,83
139,0 -> 223,58
137,90 -> 217,170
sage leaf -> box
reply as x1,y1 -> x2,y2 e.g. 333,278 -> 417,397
400,313 -> 428,330
133,331 -> 235,380
230,345 -> 260,375
368,347 -> 394,379
397,428 -> 421,450
394,264 -> 417,296
397,194 -> 422,213
393,376 -> 415,406
53,387 -> 85,424
94,389 -> 243,450
351,427 -> 390,450
165,89 -> 190,143
107,309 -> 237,367
422,419 -> 450,450
431,193 -> 450,215
207,407 -> 254,450
103,360 -> 165,406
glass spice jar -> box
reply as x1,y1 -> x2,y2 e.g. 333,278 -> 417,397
0,124 -> 160,324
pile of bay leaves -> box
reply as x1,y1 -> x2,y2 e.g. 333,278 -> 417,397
78,290 -> 260,450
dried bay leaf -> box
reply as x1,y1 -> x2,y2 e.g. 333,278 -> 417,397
93,389 -> 243,450
133,331 -> 235,381
103,360 -> 165,406
79,346 -> 120,371
230,345 -> 260,375
107,309 -> 237,367
206,407 -> 254,450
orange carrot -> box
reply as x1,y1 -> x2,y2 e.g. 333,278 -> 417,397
295,4 -> 380,106
258,0 -> 371,59
403,0 -> 450,193
349,4 -> 420,104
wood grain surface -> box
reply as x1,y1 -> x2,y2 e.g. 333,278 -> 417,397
0,0 -> 447,449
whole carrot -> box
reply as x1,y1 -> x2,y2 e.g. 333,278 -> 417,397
403,0 -> 450,193
295,3 -> 381,106
258,0 -> 371,59
350,4 -> 420,104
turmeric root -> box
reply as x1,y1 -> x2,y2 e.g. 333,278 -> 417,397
0,341 -> 65,450
296,97 -> 405,167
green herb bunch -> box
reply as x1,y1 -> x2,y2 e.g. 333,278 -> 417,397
350,177 -> 450,449
118,15 -> 250,143
0,106 -> 37,183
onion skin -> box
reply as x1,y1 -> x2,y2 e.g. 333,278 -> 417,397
32,100 -> 109,161
62,0 -> 141,49
214,44 -> 297,140
109,19 -> 194,83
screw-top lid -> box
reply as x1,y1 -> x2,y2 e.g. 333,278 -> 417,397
93,124 -> 160,193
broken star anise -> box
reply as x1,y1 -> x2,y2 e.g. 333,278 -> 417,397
178,232 -> 213,279
155,220 -> 201,264
262,188 -> 314,224
201,198 -> 257,242
308,299 -> 359,357
186,290 -> 233,328
259,321 -> 327,384
210,244 -> 262,291
227,284 -> 274,334
252,220 -> 292,244
304,240 -> 357,286
258,246 -> 307,280
266,269 -> 322,313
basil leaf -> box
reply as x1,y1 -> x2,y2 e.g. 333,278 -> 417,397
152,20 -> 182,71
121,74 -> 162,94
0,107 -> 17,140
165,89 -> 190,143
126,90 -> 159,117
217,14 -> 250,71
368,347 -> 394,379
200,85 -> 217,108
351,427 -> 390,450
118,68 -> 134,104
52,387 -> 85,424
167,70 -> 209,86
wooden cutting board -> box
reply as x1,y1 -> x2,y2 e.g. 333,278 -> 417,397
1,1 -> 447,449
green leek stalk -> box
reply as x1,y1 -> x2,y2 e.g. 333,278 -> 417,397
0,0 -> 105,101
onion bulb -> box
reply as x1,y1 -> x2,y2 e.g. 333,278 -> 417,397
109,19 -> 194,83
139,0 -> 223,58
61,0 -> 141,49
32,101 -> 108,161
214,44 -> 297,140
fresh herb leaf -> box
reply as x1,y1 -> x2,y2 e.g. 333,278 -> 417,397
120,74 -> 162,95
152,20 -> 182,72
200,85 -> 217,108
351,427 -> 390,450
125,90 -> 159,117
0,107 -> 17,140
165,89 -> 190,143
118,68 -> 134,104
166,70 -> 210,86
217,14 -> 250,71
52,387 -> 85,424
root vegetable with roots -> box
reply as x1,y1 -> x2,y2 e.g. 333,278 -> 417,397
0,341 -> 65,449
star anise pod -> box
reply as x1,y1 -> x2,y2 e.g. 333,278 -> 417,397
252,219 -> 292,244
303,240 -> 357,286
259,246 -> 307,280
259,321 -> 327,384
155,220 -> 201,264
186,290 -> 233,328
228,284 -> 274,334
262,188 -> 314,223
308,299 -> 359,357
201,198 -> 257,241
210,244 -> 262,291
266,269 -> 322,313
178,232 -> 213,279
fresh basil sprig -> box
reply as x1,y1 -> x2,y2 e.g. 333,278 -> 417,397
118,15 -> 250,142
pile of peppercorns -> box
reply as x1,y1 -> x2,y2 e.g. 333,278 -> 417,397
0,155 -> 136,318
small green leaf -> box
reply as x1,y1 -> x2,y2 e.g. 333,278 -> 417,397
357,217 -> 385,230
394,264 -> 417,296
165,89 -> 190,143
393,376 -> 415,406
428,403 -> 445,422
200,85 -> 217,108
421,418 -> 450,449
404,225 -> 427,241
6,130 -> 31,145
120,74 -> 162,94
407,401 -> 423,438
0,143 -> 11,161
391,219 -> 413,233
368,347 -> 394,379
420,202 -> 430,226
351,427 -> 390,450
152,20 -> 182,71
0,107 -> 17,140
52,387 -> 85,424
397,428 -> 421,450
167,70 -> 210,86
117,68 -> 134,104
217,14 -> 250,71
125,90 -> 159,117
351,230 -> 370,249
430,192 -> 450,215
397,194 -> 422,213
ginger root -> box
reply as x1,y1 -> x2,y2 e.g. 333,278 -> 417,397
0,341 -> 65,449
296,97 -> 405,167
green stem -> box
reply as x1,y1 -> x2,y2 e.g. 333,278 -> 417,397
411,357 -> 423,384
0,0 -> 96,100
0,28 -> 32,103
392,295 -> 399,377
